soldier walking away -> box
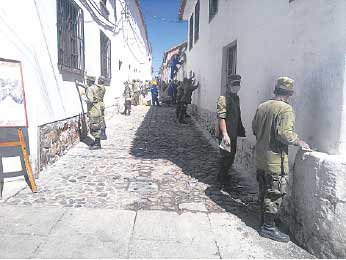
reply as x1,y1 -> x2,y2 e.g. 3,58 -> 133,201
252,77 -> 311,243
151,82 -> 160,106
76,75 -> 104,150
123,81 -> 132,116
216,74 -> 246,189
97,76 -> 107,140
177,74 -> 199,124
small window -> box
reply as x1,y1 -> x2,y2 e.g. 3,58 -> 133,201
226,44 -> 237,77
194,0 -> 200,43
209,0 -> 218,22
100,31 -> 111,80
189,14 -> 194,50
57,0 -> 85,73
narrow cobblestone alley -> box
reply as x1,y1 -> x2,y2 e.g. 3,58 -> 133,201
0,106 -> 313,258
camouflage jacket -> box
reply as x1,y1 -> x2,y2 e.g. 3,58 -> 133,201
252,99 -> 299,174
217,94 -> 245,140
181,81 -> 198,104
123,86 -> 132,101
85,84 -> 104,118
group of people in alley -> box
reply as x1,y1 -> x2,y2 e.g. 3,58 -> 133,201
217,74 -> 311,243
76,69 -> 311,244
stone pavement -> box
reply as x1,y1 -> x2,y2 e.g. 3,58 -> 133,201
0,106 -> 313,258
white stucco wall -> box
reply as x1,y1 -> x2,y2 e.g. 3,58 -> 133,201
0,0 -> 152,172
184,0 -> 346,155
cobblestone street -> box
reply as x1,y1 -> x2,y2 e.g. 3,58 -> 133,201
0,106 -> 313,258
5,106 -> 258,213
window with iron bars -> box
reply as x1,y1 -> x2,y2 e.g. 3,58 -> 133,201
226,44 -> 237,78
57,0 -> 85,73
100,31 -> 111,80
209,0 -> 218,22
194,0 -> 200,43
189,14 -> 194,50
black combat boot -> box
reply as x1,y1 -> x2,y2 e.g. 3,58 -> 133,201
89,138 -> 101,150
100,128 -> 107,140
259,213 -> 290,243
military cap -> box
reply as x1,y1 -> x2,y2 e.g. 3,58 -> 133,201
86,75 -> 96,81
98,75 -> 106,82
228,74 -> 241,81
275,77 -> 294,95
227,74 -> 241,86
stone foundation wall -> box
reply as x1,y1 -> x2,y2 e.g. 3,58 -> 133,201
39,115 -> 80,171
285,151 -> 346,258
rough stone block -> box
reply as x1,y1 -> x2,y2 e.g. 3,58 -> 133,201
288,151 -> 346,258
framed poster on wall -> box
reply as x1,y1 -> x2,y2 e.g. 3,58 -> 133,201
0,58 -> 28,128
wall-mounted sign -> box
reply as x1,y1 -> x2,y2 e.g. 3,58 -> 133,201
0,58 -> 28,128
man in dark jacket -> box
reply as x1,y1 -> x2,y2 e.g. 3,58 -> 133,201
216,74 -> 246,187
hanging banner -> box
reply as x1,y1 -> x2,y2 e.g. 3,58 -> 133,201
0,58 -> 28,128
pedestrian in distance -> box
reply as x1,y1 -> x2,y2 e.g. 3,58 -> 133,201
176,75 -> 199,124
97,76 -> 107,140
216,74 -> 246,188
122,81 -> 132,116
151,82 -> 160,106
252,76 -> 311,243
167,80 -> 177,106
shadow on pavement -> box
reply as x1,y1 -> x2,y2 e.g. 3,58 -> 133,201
130,106 -> 261,231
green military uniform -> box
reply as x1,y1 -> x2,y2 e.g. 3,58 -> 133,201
85,77 -> 105,141
133,80 -> 141,106
97,76 -> 107,140
176,81 -> 184,119
123,82 -> 132,115
216,75 -> 245,185
252,77 -> 304,243
177,78 -> 198,124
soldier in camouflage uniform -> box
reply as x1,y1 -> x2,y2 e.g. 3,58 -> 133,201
97,76 -> 107,140
252,77 -> 311,243
176,81 -> 184,120
216,74 -> 246,188
123,81 -> 132,115
76,75 -> 105,150
177,76 -> 199,124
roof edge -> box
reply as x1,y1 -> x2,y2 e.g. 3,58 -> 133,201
179,0 -> 187,20
134,0 -> 152,55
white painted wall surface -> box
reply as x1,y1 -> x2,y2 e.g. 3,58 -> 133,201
0,0 -> 152,171
183,0 -> 346,155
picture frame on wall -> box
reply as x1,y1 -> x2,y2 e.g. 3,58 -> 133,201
0,58 -> 28,128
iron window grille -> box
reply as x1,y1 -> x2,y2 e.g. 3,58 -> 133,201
100,31 -> 112,80
194,0 -> 200,43
57,0 -> 85,74
226,44 -> 237,77
209,0 -> 218,22
189,14 -> 194,50
100,0 -> 110,19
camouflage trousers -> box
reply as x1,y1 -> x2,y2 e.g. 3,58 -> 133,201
100,116 -> 106,131
124,100 -> 132,115
218,139 -> 237,183
256,170 -> 288,214
176,102 -> 187,122
89,116 -> 102,139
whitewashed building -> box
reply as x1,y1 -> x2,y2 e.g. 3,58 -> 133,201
0,0 -> 152,173
180,0 -> 346,258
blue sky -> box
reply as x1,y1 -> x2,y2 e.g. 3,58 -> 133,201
141,0 -> 188,76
